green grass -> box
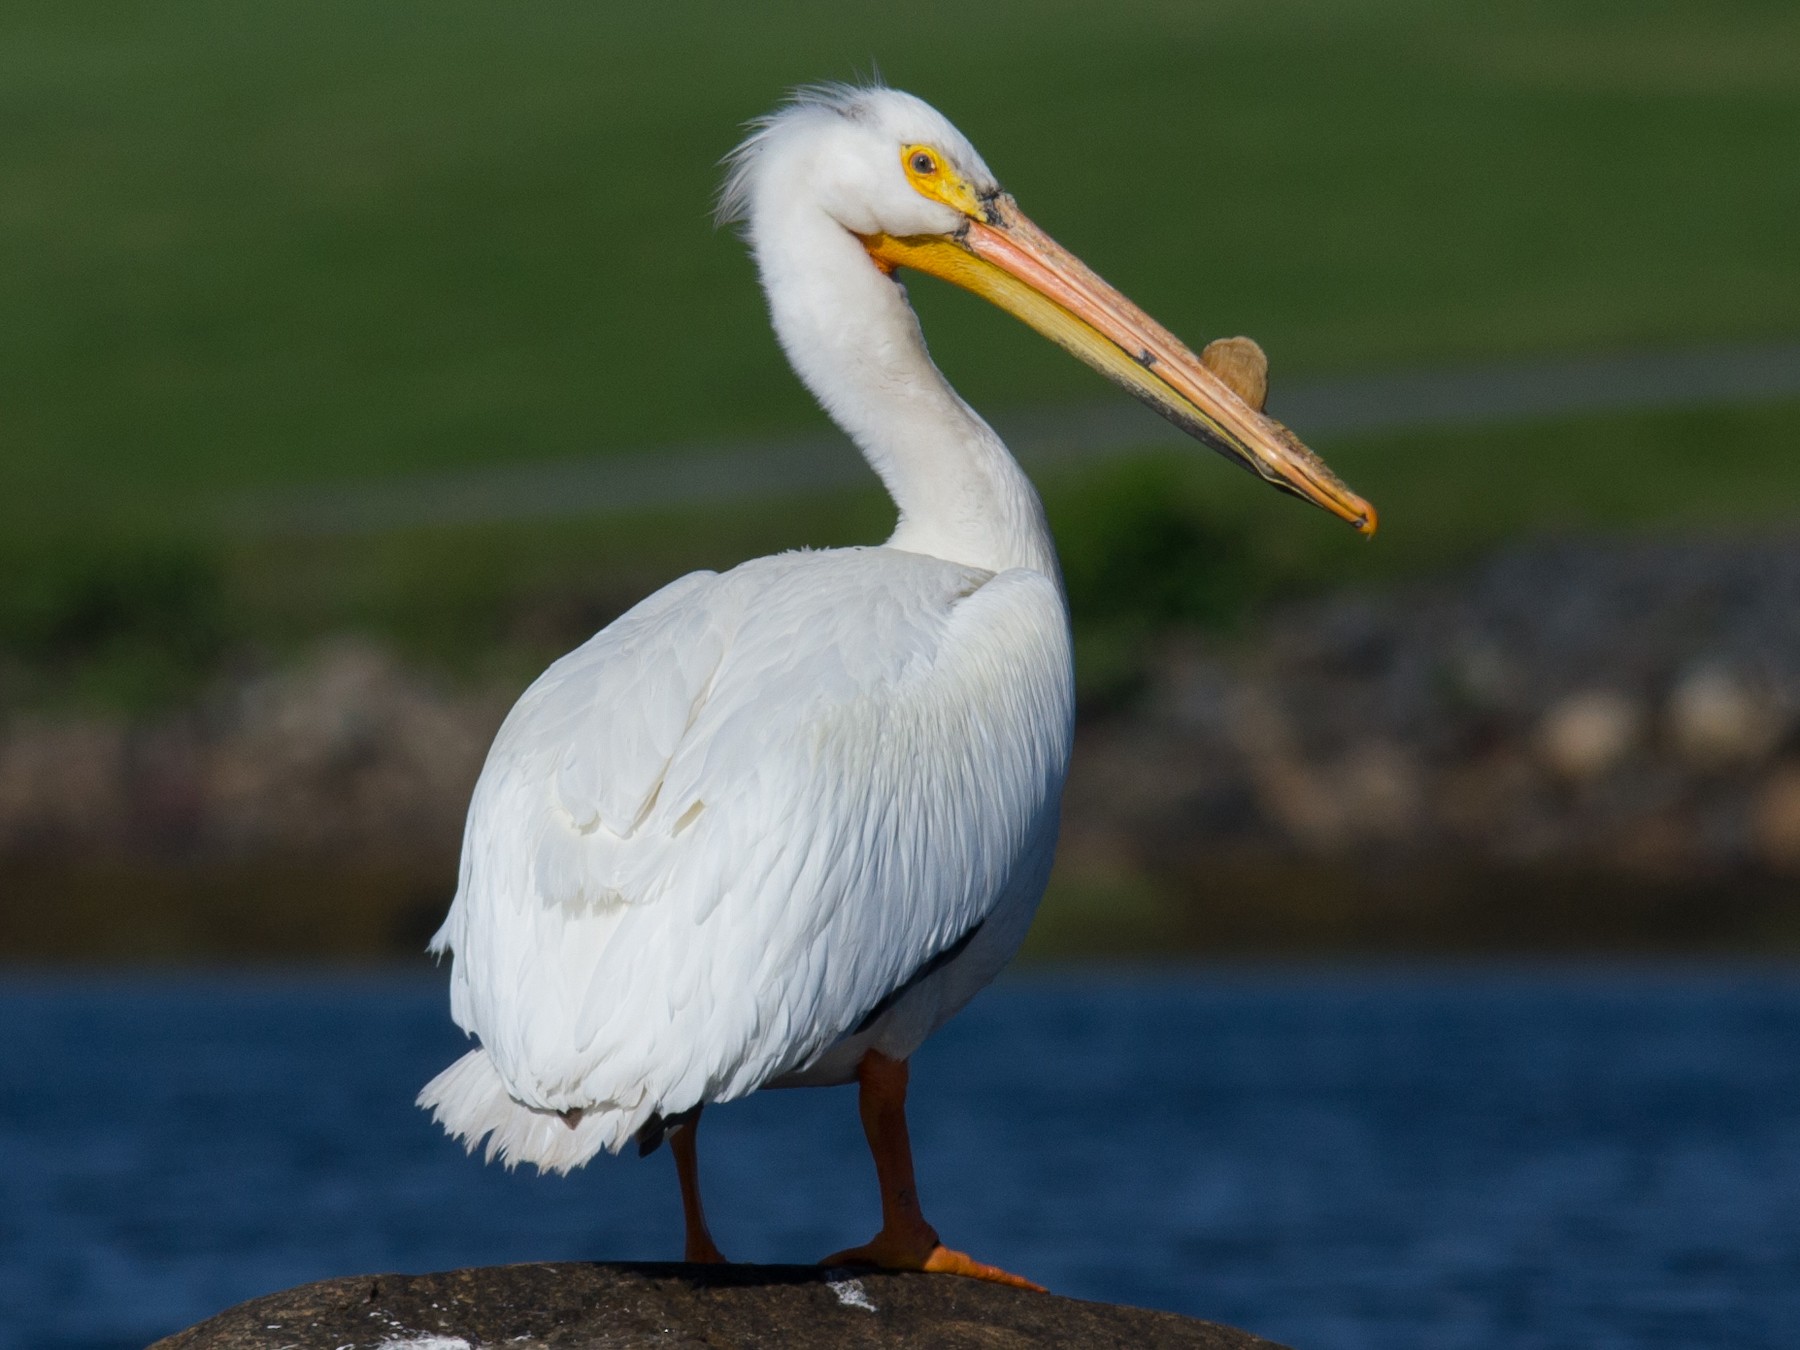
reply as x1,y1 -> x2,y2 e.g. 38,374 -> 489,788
6,1 -> 1798,712
5,0 -> 1799,534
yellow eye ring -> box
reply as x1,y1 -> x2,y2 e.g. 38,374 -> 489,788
900,143 -> 984,218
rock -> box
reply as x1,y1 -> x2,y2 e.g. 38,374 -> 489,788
1666,663 -> 1786,768
149,1262 -> 1286,1350
0,715 -> 130,852
1754,766 -> 1800,873
1536,689 -> 1643,781
1331,740 -> 1425,844
208,639 -> 501,858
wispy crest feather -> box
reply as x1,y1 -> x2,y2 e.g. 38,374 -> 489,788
714,81 -> 889,229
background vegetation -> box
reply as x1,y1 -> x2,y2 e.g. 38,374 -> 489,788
9,2 -> 1797,506
3,1 -> 1797,958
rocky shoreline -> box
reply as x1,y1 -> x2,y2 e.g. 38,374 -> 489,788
1066,534 -> 1800,883
4,534 -> 1796,956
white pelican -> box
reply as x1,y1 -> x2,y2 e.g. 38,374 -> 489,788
420,83 -> 1374,1288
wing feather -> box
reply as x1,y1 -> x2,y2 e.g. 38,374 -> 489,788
432,546 -> 1072,1154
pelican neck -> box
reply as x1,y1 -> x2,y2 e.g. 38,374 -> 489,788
748,203 -> 1059,580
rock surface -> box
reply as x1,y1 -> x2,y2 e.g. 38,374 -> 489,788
150,1262 -> 1286,1349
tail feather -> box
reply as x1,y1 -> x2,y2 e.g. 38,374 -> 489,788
417,1048 -> 635,1174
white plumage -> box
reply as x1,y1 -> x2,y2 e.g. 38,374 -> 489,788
422,549 -> 1071,1170
418,84 -> 1369,1279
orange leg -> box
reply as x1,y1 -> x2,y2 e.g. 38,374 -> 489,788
670,1113 -> 726,1264
822,1050 -> 1043,1291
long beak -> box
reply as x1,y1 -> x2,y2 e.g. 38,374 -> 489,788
861,197 -> 1377,536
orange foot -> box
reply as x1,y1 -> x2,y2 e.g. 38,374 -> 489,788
823,1228 -> 1044,1292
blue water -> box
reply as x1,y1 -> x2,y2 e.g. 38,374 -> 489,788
4,968 -> 1798,1350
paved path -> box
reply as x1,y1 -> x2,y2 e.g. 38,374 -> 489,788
252,341 -> 1800,534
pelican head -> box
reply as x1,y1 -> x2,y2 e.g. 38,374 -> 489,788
720,84 -> 1375,536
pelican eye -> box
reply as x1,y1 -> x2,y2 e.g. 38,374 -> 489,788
901,143 -> 982,217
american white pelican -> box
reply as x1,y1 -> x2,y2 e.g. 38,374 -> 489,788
420,83 -> 1373,1288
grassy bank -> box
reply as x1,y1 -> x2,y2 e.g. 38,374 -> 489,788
6,0 -> 1798,534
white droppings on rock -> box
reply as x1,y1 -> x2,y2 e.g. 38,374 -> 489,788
374,1337 -> 473,1350
828,1277 -> 878,1312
